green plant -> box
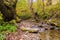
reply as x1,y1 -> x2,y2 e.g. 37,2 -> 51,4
0,34 -> 6,40
18,12 -> 32,20
0,22 -> 17,32
0,22 -> 17,40
0,13 -> 3,25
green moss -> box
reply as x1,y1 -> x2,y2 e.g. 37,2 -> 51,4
47,18 -> 60,27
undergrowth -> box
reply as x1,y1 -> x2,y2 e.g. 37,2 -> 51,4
0,22 -> 17,40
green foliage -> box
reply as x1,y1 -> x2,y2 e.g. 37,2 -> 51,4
0,13 -> 3,24
16,0 -> 60,22
0,22 -> 17,40
0,34 -> 6,40
0,12 -> 3,20
16,0 -> 33,20
37,3 -> 60,20
18,12 -> 32,20
0,14 -> 3,20
4,0 -> 17,7
45,4 -> 60,18
0,22 -> 17,32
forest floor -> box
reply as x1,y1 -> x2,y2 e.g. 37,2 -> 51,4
6,20 -> 60,40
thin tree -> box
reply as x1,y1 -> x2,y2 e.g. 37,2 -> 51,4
28,0 -> 39,22
47,0 -> 52,6
42,0 -> 45,15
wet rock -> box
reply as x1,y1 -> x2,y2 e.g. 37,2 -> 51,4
39,28 -> 45,32
50,23 -> 56,26
42,24 -> 49,27
45,28 -> 48,30
20,27 -> 39,33
50,27 -> 55,30
38,25 -> 43,28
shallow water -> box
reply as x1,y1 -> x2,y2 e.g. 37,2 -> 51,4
20,21 -> 60,40
40,30 -> 60,40
6,21 -> 60,40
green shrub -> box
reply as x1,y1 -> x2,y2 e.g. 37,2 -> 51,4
38,4 -> 60,20
17,12 -> 33,20
0,22 -> 17,32
0,34 -> 6,40
0,22 -> 17,40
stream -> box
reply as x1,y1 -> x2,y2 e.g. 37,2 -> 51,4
6,21 -> 60,40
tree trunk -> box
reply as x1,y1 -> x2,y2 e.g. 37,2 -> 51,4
47,0 -> 52,6
0,0 -> 17,22
28,0 -> 39,22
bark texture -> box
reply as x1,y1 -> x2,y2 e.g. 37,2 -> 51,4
0,0 -> 18,22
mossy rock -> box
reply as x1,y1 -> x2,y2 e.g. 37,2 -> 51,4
20,27 -> 28,31
28,30 -> 38,33
9,17 -> 21,23
20,27 -> 39,33
47,18 -> 60,27
16,17 -> 22,23
9,20 -> 16,24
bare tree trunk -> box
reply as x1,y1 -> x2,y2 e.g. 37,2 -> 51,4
42,0 -> 45,15
0,0 -> 18,22
47,0 -> 52,6
28,0 -> 39,22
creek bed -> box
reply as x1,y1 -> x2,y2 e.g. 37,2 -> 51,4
6,21 -> 60,40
